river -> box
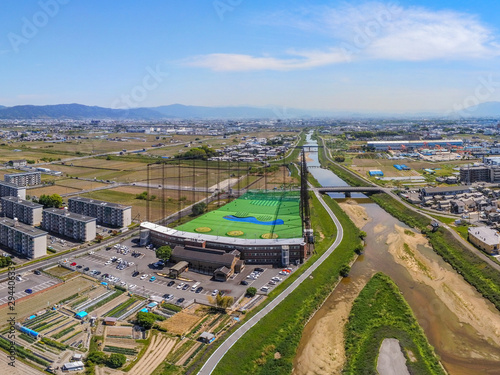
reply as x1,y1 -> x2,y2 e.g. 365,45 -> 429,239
293,135 -> 500,374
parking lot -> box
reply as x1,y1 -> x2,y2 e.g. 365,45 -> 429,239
0,273 -> 60,306
66,235 -> 297,305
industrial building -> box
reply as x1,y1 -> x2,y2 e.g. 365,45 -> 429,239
4,171 -> 41,187
367,139 -> 463,151
68,196 -> 132,228
0,217 -> 47,258
42,208 -> 96,242
1,196 -> 43,226
0,181 -> 26,200
140,222 -> 307,267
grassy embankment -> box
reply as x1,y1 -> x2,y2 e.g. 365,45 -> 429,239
371,192 -> 500,311
344,272 -> 445,374
207,195 -> 361,375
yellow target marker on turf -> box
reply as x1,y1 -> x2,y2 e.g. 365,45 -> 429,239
227,230 -> 244,237
261,233 -> 279,239
195,227 -> 212,233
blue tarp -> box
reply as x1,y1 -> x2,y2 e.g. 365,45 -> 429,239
101,282 -> 108,285
19,326 -> 39,338
140,308 -> 148,312
28,315 -> 36,320
75,311 -> 88,319
147,302 -> 158,308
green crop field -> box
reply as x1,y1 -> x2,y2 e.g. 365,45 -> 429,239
175,190 -> 302,239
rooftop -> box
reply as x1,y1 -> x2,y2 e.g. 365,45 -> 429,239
468,226 -> 500,246
69,196 -> 131,210
0,217 -> 46,237
44,208 -> 97,223
1,196 -> 43,209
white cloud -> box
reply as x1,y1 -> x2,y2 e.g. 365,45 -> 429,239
185,49 -> 351,72
186,2 -> 500,71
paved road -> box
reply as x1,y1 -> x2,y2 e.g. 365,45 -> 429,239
197,187 -> 344,375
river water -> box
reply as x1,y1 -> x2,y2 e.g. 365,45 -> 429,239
293,135 -> 500,374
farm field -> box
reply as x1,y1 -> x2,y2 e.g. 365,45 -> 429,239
0,276 -> 94,326
175,190 -> 302,239
80,186 -> 209,222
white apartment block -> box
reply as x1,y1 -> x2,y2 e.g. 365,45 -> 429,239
0,217 -> 47,259
4,171 -> 42,187
68,197 -> 132,228
0,181 -> 26,200
42,208 -> 96,242
1,196 -> 44,226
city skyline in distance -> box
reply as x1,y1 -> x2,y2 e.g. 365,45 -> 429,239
1,1 -> 500,113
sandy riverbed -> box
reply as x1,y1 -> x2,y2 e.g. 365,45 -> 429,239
387,225 -> 500,357
338,200 -> 372,229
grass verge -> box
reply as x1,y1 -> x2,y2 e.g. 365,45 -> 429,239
343,272 -> 445,374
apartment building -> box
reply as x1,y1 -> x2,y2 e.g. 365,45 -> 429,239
0,217 -> 47,259
0,181 -> 26,200
1,196 -> 43,226
468,226 -> 500,255
68,197 -> 132,228
4,171 -> 42,187
42,208 -> 96,242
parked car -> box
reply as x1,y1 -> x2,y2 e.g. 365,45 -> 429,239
240,280 -> 249,285
177,297 -> 185,304
33,270 -> 41,275
177,282 -> 185,289
254,267 -> 264,273
140,274 -> 148,280
211,289 -> 219,296
167,280 -> 175,287
76,265 -> 83,269
25,289 -> 33,294
70,262 -> 77,266
182,284 -> 189,290
149,276 -> 156,282
132,271 -> 139,277
83,267 -> 90,272
195,287 -> 203,293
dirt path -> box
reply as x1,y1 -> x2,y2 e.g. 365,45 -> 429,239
129,334 -> 175,375
387,225 -> 500,352
176,341 -> 201,366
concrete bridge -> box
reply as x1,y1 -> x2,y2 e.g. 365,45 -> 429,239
314,186 -> 383,195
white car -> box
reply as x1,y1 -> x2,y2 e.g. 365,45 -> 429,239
129,284 -> 136,289
140,274 -> 148,280
128,262 -> 134,266
105,261 -> 112,265
177,282 -> 185,289
120,281 -> 127,286
211,289 -> 219,296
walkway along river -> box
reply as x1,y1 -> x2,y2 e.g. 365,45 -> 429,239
293,135 -> 500,375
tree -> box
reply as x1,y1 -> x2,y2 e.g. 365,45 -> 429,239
156,246 -> 172,262
86,350 -> 106,365
192,202 -> 207,216
359,231 -> 367,239
208,294 -> 234,311
340,265 -> 351,278
136,311 -> 156,329
38,194 -> 63,208
246,287 -> 257,297
107,353 -> 126,369
334,155 -> 345,162
95,234 -> 104,243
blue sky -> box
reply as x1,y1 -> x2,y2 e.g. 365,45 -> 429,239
1,0 -> 500,113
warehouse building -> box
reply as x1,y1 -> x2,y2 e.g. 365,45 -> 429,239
468,226 -> 500,255
68,196 -> 132,228
0,217 -> 47,258
367,139 -> 463,151
1,196 -> 43,226
0,181 -> 26,200
42,208 -> 96,242
4,171 -> 41,187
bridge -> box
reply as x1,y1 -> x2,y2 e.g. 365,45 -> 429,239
314,186 -> 383,194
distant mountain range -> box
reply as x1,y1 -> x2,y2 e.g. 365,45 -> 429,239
0,101 -> 499,120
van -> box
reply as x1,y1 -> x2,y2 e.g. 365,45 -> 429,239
191,282 -> 200,292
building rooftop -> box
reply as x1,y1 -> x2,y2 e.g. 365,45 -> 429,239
1,196 -> 43,209
468,226 -> 500,246
0,180 -> 25,189
141,222 -> 305,246
0,217 -> 46,237
172,246 -> 237,267
44,208 -> 97,223
422,186 -> 471,194
69,196 -> 131,210
4,171 -> 41,177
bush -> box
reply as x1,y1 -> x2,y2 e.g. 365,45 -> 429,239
339,264 -> 351,277
107,353 -> 126,368
246,287 -> 257,297
136,311 -> 157,329
192,202 -> 207,216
